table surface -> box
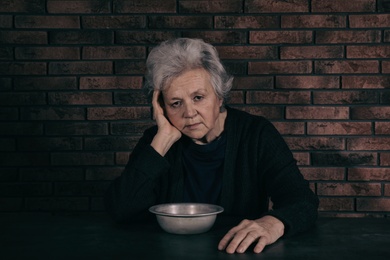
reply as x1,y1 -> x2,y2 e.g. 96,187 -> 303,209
1,213 -> 389,259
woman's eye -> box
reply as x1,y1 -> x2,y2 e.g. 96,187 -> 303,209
194,96 -> 203,101
171,101 -> 180,108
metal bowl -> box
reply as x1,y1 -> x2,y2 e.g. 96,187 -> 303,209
149,203 -> 224,235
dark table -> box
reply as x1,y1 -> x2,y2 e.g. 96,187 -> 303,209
1,213 -> 389,259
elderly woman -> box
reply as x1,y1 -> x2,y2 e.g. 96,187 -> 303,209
105,38 -> 319,254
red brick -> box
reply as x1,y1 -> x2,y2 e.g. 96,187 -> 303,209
115,61 -> 146,74
21,107 -> 85,120
0,92 -> 46,106
300,167 -> 345,181
319,198 -> 354,211
82,16 -> 145,29
17,137 -> 82,151
0,107 -> 19,121
249,61 -> 312,75
183,31 -> 246,44
45,122 -> 108,136
282,15 -> 346,28
232,106 -> 283,119
0,198 -> 23,211
0,47 -> 13,60
0,0 -> 45,12
51,152 -> 114,166
87,107 -> 150,120
0,138 -> 15,151
342,76 -> 390,89
14,77 -> 77,90
307,122 -> 372,135
286,106 -> 349,120
0,31 -> 47,44
0,108 -> 17,120
386,184 -> 390,196
116,31 -> 178,44
347,46 -> 390,58
318,212 -> 381,218
25,197 -> 89,211
350,14 -> 390,28
312,152 -> 377,166
351,107 -> 390,120
317,183 -> 381,196
292,152 -> 310,165
48,92 -> 112,105
49,61 -> 112,75
85,167 -> 123,181
0,78 -> 11,90
80,76 -> 143,90
116,152 -> 131,165
50,30 -> 113,44
20,167 -> 84,181
233,77 -> 273,90
91,198 -> 105,211
357,198 -> 390,212
381,153 -> 390,166
0,123 -> 43,136
247,91 -> 310,104
83,46 -> 145,60
217,46 -> 277,60
224,61 -> 246,75
376,122 -> 390,135
348,137 -> 390,151
55,181 -> 110,196
281,46 -> 343,59
148,16 -> 212,29
111,121 -> 154,135
348,168 -> 390,181
47,0 -> 111,13
15,15 -> 80,29
312,0 -> 376,12
271,122 -> 304,135
285,137 -> 345,151
114,0 -> 176,13
0,182 -> 52,196
315,60 -> 379,74
383,61 -> 390,73
276,76 -> 339,89
228,91 -> 244,104
179,0 -> 242,13
0,62 -> 46,75
215,16 -> 279,29
0,15 -> 12,28
316,30 -> 381,44
245,0 -> 308,13
250,31 -> 312,44
85,137 -> 140,151
313,91 -> 377,104
0,152 -> 50,166
15,47 -> 80,60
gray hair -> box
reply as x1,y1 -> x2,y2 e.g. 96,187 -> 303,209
144,38 -> 233,101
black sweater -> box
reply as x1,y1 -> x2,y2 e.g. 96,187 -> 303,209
105,106 -> 319,236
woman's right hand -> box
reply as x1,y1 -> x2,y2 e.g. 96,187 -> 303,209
150,90 -> 182,156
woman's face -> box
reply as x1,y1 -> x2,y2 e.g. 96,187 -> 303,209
162,68 -> 224,144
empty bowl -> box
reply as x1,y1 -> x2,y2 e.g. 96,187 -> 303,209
149,203 -> 224,235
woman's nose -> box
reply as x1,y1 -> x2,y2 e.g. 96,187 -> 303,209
183,102 -> 197,118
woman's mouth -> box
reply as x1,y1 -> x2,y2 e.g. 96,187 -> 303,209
185,123 -> 201,130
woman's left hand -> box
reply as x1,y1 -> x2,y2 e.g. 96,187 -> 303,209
218,215 -> 285,254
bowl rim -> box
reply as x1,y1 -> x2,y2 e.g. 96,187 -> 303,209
149,203 -> 224,218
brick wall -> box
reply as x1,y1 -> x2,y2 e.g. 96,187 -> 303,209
0,0 -> 389,217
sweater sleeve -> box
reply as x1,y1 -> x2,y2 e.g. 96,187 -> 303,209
259,122 -> 319,237
104,127 -> 170,223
